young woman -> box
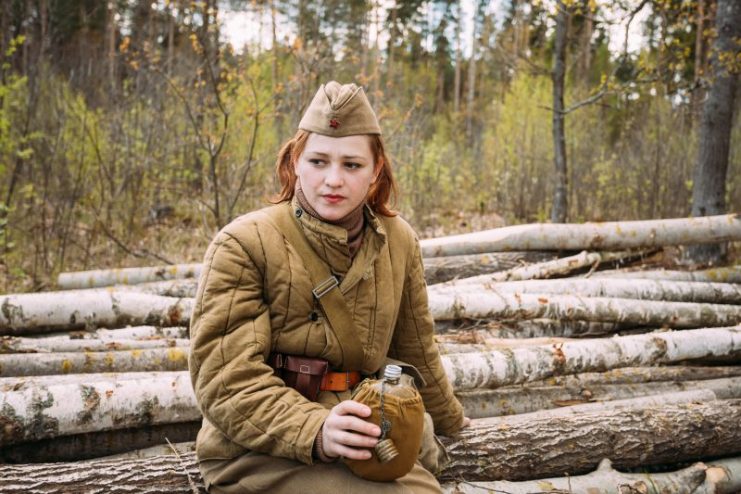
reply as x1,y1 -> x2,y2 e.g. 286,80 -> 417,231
189,81 -> 467,493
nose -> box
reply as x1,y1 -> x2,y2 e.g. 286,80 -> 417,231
324,164 -> 344,187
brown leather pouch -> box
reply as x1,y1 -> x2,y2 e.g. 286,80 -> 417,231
269,353 -> 328,401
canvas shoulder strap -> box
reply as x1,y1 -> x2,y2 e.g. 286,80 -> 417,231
263,203 -> 365,370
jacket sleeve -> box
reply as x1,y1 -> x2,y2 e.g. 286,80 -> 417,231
188,229 -> 329,464
387,237 -> 465,436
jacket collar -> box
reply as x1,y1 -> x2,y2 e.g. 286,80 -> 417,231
289,197 -> 386,284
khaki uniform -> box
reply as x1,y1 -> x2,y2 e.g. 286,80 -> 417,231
189,199 -> 465,492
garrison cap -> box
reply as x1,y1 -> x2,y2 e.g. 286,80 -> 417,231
298,81 -> 381,137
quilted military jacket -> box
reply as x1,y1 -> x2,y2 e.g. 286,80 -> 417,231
188,198 -> 465,465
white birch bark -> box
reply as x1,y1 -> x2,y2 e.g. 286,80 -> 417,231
432,278 -> 741,304
531,365 -> 741,386
591,265 -> 741,283
437,337 -> 577,354
0,371 -> 190,390
1,336 -> 189,353
0,347 -> 189,376
0,292 -> 192,335
442,457 -> 741,494
428,291 -> 741,327
109,279 -> 199,298
458,377 -> 741,418
57,263 -> 202,289
0,372 -> 198,445
435,319 -> 629,338
420,213 -> 741,256
38,326 -> 189,340
442,325 -> 741,390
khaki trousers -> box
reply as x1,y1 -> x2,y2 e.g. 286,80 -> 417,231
200,452 -> 442,494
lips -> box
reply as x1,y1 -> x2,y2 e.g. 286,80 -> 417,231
323,194 -> 345,203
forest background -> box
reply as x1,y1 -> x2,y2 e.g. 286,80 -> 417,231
0,0 -> 738,294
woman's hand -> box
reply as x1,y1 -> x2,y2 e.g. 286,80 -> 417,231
320,400 -> 381,460
461,416 -> 471,428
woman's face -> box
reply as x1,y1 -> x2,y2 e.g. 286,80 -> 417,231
294,133 -> 377,221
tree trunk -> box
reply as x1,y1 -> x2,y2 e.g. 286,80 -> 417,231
443,456 -> 741,494
593,265 -> 741,283
435,318 -> 629,338
1,336 -> 188,353
57,264 -> 202,290
420,214 -> 741,256
429,250 -> 644,289
531,365 -> 741,387
441,326 -> 741,390
439,399 -> 741,481
0,347 -> 189,376
687,0 -> 740,264
0,422 -> 202,463
457,376 -> 741,418
3,403 -> 741,489
1,372 -> 198,445
0,292 -> 192,335
38,326 -> 189,341
423,251 -> 557,284
550,1 -> 569,223
438,278 -> 741,304
428,291 -> 741,327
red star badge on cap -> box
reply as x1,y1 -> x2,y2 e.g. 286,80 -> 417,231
329,118 -> 340,129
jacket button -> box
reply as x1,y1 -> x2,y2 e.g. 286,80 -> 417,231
309,311 -> 319,321
295,208 -> 303,218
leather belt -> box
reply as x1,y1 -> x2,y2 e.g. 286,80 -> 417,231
320,370 -> 362,392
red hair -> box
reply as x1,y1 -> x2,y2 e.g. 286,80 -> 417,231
271,130 -> 398,217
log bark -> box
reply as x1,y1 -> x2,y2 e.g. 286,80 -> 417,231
0,292 -> 192,335
0,347 -> 189,376
434,278 -> 741,304
38,326 -> 190,341
3,403 -> 741,490
592,265 -> 741,283
0,372 -> 198,445
458,376 -> 741,418
110,279 -> 200,298
442,457 -> 741,494
420,214 -> 741,257
428,291 -> 741,327
423,251 -> 558,284
532,365 -> 741,386
429,250 -> 644,289
442,326 -> 741,390
439,399 -> 741,481
0,421 -> 201,463
436,319 -> 630,338
1,336 -> 189,353
57,264 -> 202,290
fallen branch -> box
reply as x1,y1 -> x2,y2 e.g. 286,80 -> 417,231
423,251 -> 558,284
592,265 -> 741,283
57,264 -> 202,290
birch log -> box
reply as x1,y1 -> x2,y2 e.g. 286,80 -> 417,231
439,399 -> 741,481
458,376 -> 741,418
532,365 -> 741,386
432,278 -> 741,304
3,403 -> 741,490
428,291 -> 741,327
442,457 -> 741,494
57,263 -> 202,290
442,326 -> 741,390
0,292 -> 192,335
38,326 -> 190,341
428,250 -> 642,289
423,251 -> 558,284
0,421 -> 201,463
1,336 -> 189,353
592,265 -> 741,283
0,347 -> 189,376
0,372 -> 198,445
420,213 -> 741,256
109,279 -> 200,298
435,319 -> 629,338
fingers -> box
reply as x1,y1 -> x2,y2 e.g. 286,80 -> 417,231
321,400 -> 381,460
461,416 -> 472,429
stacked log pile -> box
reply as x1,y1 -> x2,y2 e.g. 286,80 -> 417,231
1,213 -> 741,493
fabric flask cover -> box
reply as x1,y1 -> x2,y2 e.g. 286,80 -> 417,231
343,366 -> 425,482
